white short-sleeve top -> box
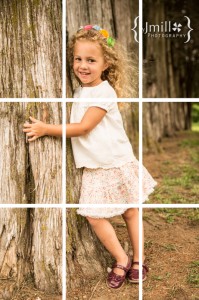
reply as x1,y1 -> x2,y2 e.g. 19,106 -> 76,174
70,102 -> 134,169
73,80 -> 117,98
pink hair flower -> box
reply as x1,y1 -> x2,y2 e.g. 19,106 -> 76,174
84,25 -> 93,30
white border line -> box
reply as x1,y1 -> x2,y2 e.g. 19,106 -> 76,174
139,0 -> 143,298
0,204 -> 198,209
62,203 -> 66,300
62,1 -> 66,299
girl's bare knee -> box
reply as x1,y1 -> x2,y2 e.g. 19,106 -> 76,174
122,208 -> 138,221
86,216 -> 101,227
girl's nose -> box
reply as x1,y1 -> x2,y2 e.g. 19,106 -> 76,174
79,60 -> 87,69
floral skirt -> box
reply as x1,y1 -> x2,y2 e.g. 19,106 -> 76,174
77,159 -> 157,218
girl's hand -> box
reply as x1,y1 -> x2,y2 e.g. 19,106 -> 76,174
23,116 -> 47,142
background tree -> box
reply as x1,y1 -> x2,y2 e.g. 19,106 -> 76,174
66,0 -> 138,97
0,0 -> 62,98
143,0 -> 199,98
143,102 -> 192,152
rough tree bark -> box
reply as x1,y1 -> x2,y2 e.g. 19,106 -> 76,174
66,209 -> 110,291
28,102 -> 62,204
0,208 -> 62,298
0,103 -> 62,295
0,103 -> 27,203
32,208 -> 62,293
0,0 -> 62,98
0,102 -> 62,204
0,209 -> 31,284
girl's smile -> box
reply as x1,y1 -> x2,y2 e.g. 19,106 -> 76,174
73,40 -> 108,87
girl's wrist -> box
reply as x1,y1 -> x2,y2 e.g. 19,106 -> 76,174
43,123 -> 49,136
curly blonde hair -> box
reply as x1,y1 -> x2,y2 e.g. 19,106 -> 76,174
67,28 -> 138,98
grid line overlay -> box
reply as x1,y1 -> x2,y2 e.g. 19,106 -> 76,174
139,0 -> 143,298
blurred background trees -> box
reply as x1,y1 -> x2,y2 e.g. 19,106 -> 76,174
143,0 -> 199,98
143,102 -> 192,152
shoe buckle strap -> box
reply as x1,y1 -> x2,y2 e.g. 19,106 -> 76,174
113,264 -> 129,273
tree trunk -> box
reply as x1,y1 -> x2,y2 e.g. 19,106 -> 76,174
143,0 -> 199,98
0,208 -> 62,298
143,0 -> 170,98
0,209 -> 31,283
0,103 -> 27,203
0,103 -> 62,295
143,102 -> 192,153
32,208 -> 62,293
0,102 -> 62,204
0,0 -> 62,98
28,103 -> 62,204
66,209 -> 110,290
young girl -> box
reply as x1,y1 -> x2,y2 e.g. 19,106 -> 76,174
23,25 -> 156,289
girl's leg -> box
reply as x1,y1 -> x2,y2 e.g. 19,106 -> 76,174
86,216 -> 128,275
122,208 -> 145,269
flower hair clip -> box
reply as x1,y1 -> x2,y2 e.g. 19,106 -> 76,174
78,25 -> 115,47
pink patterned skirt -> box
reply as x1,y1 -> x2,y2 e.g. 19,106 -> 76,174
77,158 -> 157,218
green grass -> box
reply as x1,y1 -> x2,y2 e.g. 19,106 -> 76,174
179,137 -> 199,148
151,275 -> 163,281
148,131 -> 199,204
151,155 -> 199,204
153,208 -> 199,223
187,261 -> 199,286
162,244 -> 176,251
144,240 -> 153,249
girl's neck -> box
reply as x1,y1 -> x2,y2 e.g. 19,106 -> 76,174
81,79 -> 106,88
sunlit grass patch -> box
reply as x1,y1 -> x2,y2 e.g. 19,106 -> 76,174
192,122 -> 199,132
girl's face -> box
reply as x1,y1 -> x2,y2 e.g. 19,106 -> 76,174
73,40 -> 108,87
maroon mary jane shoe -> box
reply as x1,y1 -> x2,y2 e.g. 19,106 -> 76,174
106,256 -> 132,289
127,262 -> 149,283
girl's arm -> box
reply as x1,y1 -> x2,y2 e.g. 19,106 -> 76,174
66,107 -> 107,138
23,107 -> 106,141
23,116 -> 62,142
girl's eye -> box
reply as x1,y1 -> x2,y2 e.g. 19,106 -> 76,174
88,59 -> 95,63
74,57 -> 81,61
